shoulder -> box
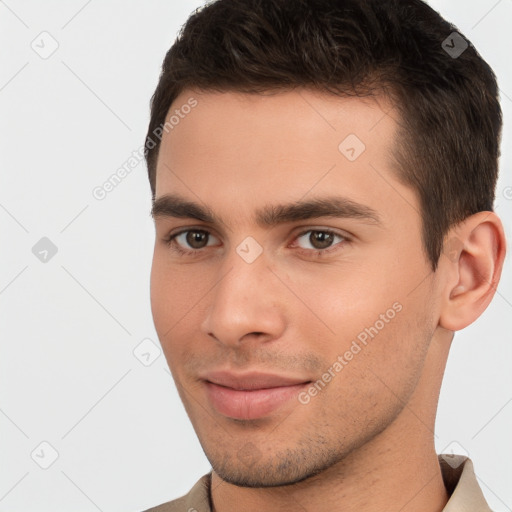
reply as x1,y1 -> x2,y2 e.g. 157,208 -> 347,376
142,473 -> 212,512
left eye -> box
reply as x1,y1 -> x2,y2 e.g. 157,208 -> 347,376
293,230 -> 346,251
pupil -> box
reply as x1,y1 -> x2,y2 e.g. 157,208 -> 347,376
187,231 -> 207,248
311,231 -> 333,249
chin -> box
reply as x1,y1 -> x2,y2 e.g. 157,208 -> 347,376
209,448 -> 343,489
213,465 -> 313,488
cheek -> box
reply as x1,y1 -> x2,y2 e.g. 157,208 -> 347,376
283,260 -> 398,340
313,301 -> 432,436
150,251 -> 207,343
289,250 -> 431,370
342,285 -> 433,403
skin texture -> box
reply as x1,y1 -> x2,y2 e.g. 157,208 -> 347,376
150,88 -> 506,511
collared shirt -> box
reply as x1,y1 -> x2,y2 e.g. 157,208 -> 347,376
143,455 -> 492,512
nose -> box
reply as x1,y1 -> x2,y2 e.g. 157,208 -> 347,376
200,247 -> 287,348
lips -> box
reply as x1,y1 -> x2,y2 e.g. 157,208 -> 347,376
201,371 -> 311,420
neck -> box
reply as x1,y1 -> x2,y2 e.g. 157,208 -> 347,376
211,329 -> 453,512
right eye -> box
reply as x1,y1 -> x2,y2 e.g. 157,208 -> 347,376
165,229 -> 221,255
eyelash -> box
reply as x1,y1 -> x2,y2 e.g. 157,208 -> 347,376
163,228 -> 349,258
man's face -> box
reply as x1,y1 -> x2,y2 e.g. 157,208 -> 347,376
150,89 -> 441,486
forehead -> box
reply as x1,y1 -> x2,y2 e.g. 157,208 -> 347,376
154,88 -> 413,228
160,88 -> 397,158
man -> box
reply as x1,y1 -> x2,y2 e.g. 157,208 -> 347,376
143,0 -> 506,510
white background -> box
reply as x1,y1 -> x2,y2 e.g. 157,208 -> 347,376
0,1 -> 511,510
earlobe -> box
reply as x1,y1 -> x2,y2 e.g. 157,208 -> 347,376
439,211 -> 506,332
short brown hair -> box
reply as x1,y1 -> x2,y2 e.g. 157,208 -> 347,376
144,0 -> 502,270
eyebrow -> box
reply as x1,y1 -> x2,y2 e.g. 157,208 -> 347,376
151,193 -> 382,227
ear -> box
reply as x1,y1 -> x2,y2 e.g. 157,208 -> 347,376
438,211 -> 507,331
